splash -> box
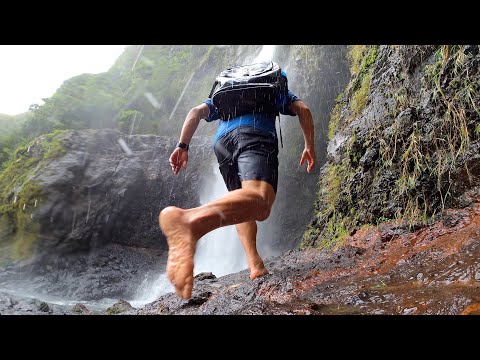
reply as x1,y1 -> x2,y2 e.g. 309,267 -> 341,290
130,272 -> 174,308
253,45 -> 276,63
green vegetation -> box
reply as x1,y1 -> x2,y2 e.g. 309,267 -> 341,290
0,45 -> 245,169
304,45 -> 480,249
350,72 -> 371,117
327,101 -> 343,141
303,46 -> 379,248
327,46 -> 379,140
0,130 -> 67,259
349,46 -> 378,117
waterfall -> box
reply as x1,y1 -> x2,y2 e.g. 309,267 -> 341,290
193,163 -> 248,277
253,45 -> 276,63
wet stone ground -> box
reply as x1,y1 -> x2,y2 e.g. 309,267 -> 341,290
131,198 -> 480,315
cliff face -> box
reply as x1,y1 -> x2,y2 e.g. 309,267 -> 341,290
303,45 -> 480,248
262,45 -> 350,253
0,129 -> 213,264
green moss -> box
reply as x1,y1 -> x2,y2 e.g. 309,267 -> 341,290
322,214 -> 349,248
301,227 -> 320,248
350,72 -> 371,117
327,102 -> 342,141
303,46 -> 381,249
0,130 -> 67,260
348,46 -> 368,76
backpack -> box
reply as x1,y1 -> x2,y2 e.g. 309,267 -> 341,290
208,61 -> 288,121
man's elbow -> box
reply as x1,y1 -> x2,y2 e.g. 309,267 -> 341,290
190,104 -> 208,119
297,101 -> 312,118
187,107 -> 202,121
293,101 -> 310,116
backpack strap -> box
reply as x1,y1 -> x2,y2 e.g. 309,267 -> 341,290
277,113 -> 283,148
208,80 -> 219,99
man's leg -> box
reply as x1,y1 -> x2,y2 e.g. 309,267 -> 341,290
159,179 -> 275,299
235,221 -> 269,280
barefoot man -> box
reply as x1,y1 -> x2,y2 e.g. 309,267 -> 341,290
160,68 -> 316,299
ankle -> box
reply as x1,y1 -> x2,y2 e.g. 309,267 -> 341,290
248,254 -> 264,268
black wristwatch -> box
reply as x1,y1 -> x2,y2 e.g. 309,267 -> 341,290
177,142 -> 189,151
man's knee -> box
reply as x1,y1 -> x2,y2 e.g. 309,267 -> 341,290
241,180 -> 276,221
254,187 -> 275,222
256,203 -> 271,222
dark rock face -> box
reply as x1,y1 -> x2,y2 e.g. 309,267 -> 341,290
0,129 -> 213,302
21,129 -> 213,259
304,45 -> 480,247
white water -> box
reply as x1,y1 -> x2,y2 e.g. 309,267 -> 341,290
130,272 -> 174,308
253,45 -> 276,63
0,280 -> 118,312
193,163 -> 248,276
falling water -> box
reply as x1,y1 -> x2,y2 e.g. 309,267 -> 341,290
253,45 -> 276,63
193,163 -> 248,277
130,273 -> 174,308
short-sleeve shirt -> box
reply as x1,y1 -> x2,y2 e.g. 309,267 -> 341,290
204,90 -> 300,146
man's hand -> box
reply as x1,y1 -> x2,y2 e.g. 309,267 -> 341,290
300,146 -> 316,173
169,147 -> 188,175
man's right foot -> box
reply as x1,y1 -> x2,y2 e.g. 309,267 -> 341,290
159,206 -> 196,299
249,256 -> 269,280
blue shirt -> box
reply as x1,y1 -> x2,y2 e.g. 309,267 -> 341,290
204,90 -> 300,145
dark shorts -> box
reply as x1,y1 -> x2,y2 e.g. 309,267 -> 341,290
213,126 -> 279,193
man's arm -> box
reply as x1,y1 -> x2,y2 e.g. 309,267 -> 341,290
289,100 -> 316,173
169,103 -> 210,175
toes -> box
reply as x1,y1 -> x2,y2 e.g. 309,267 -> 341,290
182,285 -> 192,299
174,280 -> 184,296
182,276 -> 193,299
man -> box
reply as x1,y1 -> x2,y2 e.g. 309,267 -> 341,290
159,69 -> 316,299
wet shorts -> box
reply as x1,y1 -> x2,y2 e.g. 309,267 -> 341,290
213,126 -> 279,193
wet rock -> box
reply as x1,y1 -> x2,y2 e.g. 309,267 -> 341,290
1,244 -> 167,302
360,146 -> 379,170
463,45 -> 479,57
106,300 -> 135,315
2,129 -> 214,263
37,301 -> 50,313
194,272 -> 217,281
72,303 -> 91,315
358,291 -> 370,300
402,307 -> 417,315
380,227 -> 405,243
184,292 -> 212,307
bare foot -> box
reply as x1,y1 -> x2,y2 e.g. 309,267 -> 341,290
159,206 -> 196,299
248,256 -> 269,280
